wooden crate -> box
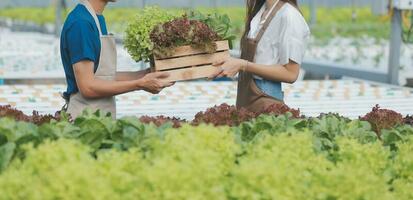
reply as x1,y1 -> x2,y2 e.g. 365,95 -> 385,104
152,40 -> 230,82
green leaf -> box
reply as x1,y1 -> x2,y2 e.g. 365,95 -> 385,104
344,120 -> 377,143
0,143 -> 16,172
77,119 -> 109,150
0,134 -> 6,146
251,121 -> 273,133
0,118 -> 38,143
382,129 -> 404,147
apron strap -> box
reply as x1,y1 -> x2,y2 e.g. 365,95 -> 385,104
60,92 -> 69,112
79,0 -> 103,36
254,0 -> 280,43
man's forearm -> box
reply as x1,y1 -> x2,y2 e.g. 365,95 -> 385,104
115,69 -> 150,81
73,61 -> 150,99
80,78 -> 143,99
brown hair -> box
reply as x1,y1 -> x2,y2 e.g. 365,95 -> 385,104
241,0 -> 299,42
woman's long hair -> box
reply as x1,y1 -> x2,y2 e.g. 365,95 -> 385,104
241,0 -> 299,43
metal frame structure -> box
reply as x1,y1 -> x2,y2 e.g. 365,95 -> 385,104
301,60 -> 388,83
388,8 -> 402,85
309,0 -> 316,26
54,0 -> 66,37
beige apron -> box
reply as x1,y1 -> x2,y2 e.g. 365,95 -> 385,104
66,0 -> 117,119
237,2 -> 284,112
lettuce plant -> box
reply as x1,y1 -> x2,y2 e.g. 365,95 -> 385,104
192,103 -> 256,127
404,115 -> 413,126
139,115 -> 186,128
0,105 -> 59,125
360,105 -> 404,138
124,7 -> 175,62
260,103 -> 301,118
188,11 -> 236,48
150,16 -> 221,58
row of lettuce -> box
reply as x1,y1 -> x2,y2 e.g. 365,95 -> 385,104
1,103 -> 412,128
0,103 -> 413,199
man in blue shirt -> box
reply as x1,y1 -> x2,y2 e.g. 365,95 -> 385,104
61,0 -> 173,118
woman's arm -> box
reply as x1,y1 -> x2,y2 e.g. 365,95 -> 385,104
213,57 -> 300,84
73,60 -> 174,99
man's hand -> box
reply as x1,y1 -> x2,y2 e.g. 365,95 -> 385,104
138,72 -> 175,94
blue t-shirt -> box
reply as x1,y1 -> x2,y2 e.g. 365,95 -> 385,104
60,4 -> 108,100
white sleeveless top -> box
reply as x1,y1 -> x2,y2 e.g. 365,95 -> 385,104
248,3 -> 310,80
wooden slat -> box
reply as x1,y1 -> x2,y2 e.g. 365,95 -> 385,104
163,65 -> 219,82
154,40 -> 229,59
155,51 -> 230,71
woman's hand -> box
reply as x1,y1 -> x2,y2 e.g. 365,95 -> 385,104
212,57 -> 247,78
137,72 -> 175,94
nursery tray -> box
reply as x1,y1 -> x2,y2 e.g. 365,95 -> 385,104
152,40 -> 230,82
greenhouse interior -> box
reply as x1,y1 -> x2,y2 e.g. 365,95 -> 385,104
1,0 -> 413,199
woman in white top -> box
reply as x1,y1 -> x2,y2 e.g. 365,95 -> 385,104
213,0 -> 310,112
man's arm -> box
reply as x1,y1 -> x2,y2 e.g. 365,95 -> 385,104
73,60 -> 173,99
115,68 -> 150,81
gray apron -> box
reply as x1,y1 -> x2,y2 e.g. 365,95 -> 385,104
66,0 -> 117,119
